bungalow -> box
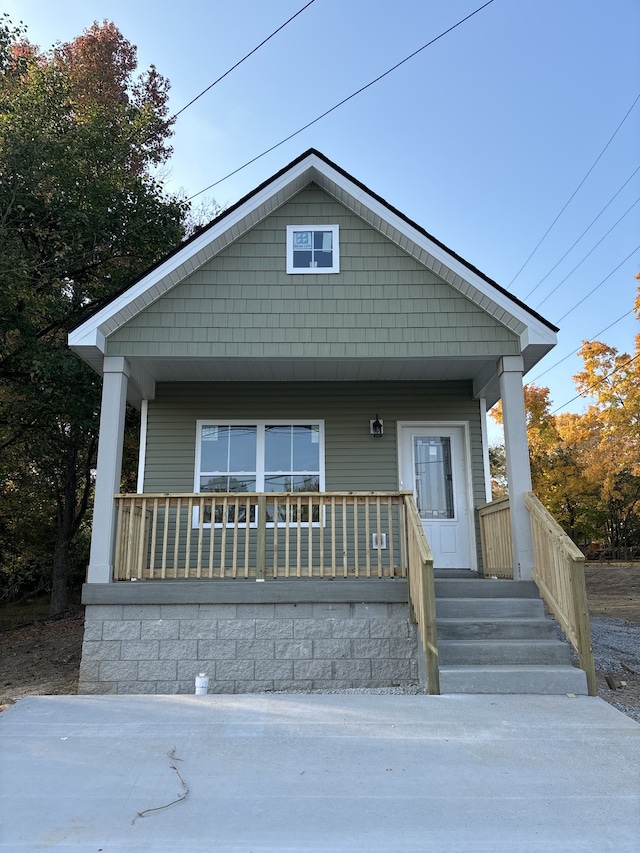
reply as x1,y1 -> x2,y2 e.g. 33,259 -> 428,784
69,149 -> 594,696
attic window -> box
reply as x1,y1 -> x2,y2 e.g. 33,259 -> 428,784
286,225 -> 339,273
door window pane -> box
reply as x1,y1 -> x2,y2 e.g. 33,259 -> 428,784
413,436 -> 454,520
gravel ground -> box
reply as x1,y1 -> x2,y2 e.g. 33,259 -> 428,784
589,617 -> 640,723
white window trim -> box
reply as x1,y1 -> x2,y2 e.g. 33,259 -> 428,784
286,224 -> 340,274
193,420 -> 325,528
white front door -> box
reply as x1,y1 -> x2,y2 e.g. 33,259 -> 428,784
399,425 -> 473,569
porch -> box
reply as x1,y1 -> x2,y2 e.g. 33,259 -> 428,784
80,489 -> 597,697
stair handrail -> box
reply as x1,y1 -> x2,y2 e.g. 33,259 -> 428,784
524,492 -> 597,696
403,493 -> 440,694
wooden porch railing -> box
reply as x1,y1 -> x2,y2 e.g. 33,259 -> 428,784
404,495 -> 440,695
477,497 -> 513,578
114,492 -> 409,581
524,492 -> 597,696
477,493 -> 597,696
114,490 -> 440,693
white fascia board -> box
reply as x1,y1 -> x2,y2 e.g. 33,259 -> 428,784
312,160 -> 557,352
68,158 -> 320,352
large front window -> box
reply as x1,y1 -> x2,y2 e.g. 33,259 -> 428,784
195,421 -> 324,525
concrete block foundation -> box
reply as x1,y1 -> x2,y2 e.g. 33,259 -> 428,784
79,580 -> 420,695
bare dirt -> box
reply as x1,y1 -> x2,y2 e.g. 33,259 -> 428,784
0,565 -> 639,717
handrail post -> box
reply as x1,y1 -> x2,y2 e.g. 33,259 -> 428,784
421,555 -> 440,695
403,494 -> 440,695
256,495 -> 267,579
570,558 -> 597,696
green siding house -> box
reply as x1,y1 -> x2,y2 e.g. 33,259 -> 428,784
69,150 -> 590,697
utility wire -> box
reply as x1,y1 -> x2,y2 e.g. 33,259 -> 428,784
171,1 -> 317,120
556,244 -> 640,323
188,0 -> 496,200
550,351 -> 640,415
535,195 -> 640,309
523,164 -> 640,301
508,91 -> 640,291
529,307 -> 636,383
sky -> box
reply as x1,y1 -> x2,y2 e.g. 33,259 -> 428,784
5,0 -> 640,441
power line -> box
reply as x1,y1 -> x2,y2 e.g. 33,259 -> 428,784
551,351 -> 640,415
535,195 -> 640,310
508,91 -> 640,290
556,244 -> 640,323
523,164 -> 640,301
529,307 -> 636,383
188,0 -> 497,201
171,1 -> 317,120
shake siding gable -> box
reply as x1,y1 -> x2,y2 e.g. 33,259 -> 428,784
105,186 -> 519,361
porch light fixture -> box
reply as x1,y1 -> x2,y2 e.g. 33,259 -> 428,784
370,415 -> 383,438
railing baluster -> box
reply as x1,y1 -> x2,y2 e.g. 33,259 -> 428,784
244,496 -> 251,578
353,496 -> 359,578
196,497 -> 204,578
319,495 -> 325,577
365,496 -> 371,578
231,497 -> 240,579
172,498 -> 182,578
208,497 -> 216,579
220,497 -> 228,577
161,497 -> 169,578
184,497 -> 193,578
307,495 -> 313,577
387,496 -> 395,577
136,497 -> 148,579
330,496 -> 336,578
375,497 -> 383,577
272,495 -> 279,578
284,496 -> 291,577
296,496 -> 302,578
342,496 -> 348,577
148,498 -> 158,579
257,495 -> 266,579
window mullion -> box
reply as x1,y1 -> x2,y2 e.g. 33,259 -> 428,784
256,423 -> 265,492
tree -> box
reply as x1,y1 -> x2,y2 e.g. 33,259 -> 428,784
571,294 -> 640,556
488,443 -> 508,499
491,385 -> 600,543
490,276 -> 640,554
0,17 -> 189,613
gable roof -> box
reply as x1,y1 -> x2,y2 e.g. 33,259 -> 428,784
69,149 -> 557,405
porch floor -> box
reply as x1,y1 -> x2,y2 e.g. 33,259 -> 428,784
2,694 -> 638,851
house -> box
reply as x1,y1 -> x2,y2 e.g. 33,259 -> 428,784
69,149 -> 593,696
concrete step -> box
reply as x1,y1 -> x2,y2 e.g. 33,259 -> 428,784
438,665 -> 589,695
438,639 -> 572,666
435,578 -> 540,598
436,597 -> 545,619
433,569 -> 478,578
437,617 -> 557,641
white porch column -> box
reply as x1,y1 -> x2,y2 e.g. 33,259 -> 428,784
86,357 -> 130,583
498,356 -> 534,580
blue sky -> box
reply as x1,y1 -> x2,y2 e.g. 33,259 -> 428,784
5,0 -> 640,437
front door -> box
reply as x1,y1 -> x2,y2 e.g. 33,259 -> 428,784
399,425 -> 473,569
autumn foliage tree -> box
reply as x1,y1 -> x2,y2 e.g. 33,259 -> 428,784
491,276 -> 640,556
0,17 -> 189,613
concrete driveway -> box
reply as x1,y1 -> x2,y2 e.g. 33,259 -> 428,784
1,693 -> 638,851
